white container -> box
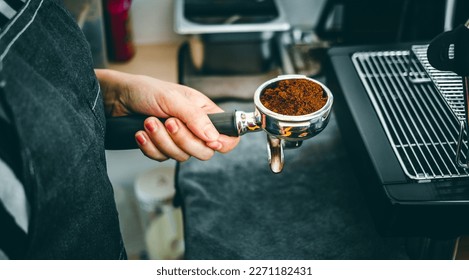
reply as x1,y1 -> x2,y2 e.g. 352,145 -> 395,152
134,167 -> 184,260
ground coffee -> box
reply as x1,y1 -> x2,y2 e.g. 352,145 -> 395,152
260,79 -> 327,116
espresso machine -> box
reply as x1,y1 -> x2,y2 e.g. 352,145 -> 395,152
327,16 -> 469,259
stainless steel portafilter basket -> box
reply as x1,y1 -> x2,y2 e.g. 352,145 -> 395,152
223,74 -> 333,172
105,75 -> 334,173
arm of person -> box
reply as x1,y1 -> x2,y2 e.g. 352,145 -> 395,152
95,69 -> 239,162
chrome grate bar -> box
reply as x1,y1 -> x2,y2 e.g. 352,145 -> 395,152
352,48 -> 468,181
412,45 -> 465,121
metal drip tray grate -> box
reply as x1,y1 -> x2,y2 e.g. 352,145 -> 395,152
411,45 -> 466,121
352,46 -> 468,181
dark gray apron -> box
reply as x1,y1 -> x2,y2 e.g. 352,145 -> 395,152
0,0 -> 125,259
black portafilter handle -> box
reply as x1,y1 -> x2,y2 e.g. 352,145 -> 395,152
105,112 -> 238,150
427,22 -> 469,76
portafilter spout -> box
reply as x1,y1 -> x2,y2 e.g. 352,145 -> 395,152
105,75 -> 333,173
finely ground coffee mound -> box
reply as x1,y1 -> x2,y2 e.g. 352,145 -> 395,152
260,79 -> 328,116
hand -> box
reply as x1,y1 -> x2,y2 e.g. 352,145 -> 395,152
95,69 -> 240,162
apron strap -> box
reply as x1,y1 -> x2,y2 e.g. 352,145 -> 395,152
0,0 -> 28,31
0,86 -> 22,182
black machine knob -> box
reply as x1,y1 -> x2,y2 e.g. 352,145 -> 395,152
427,20 -> 469,76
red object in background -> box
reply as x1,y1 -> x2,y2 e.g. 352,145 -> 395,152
103,0 -> 135,62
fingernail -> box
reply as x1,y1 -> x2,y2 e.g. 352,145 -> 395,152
136,133 -> 146,145
165,119 -> 179,134
204,125 -> 219,141
145,119 -> 157,133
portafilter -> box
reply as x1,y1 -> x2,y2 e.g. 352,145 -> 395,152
106,74 -> 334,173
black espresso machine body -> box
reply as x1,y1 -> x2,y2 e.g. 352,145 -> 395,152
327,44 -> 469,238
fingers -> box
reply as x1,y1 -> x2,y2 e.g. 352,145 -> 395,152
135,131 -> 170,162
215,135 -> 241,153
135,117 -> 216,162
162,92 -> 242,153
174,87 -> 242,153
206,135 -> 240,154
163,118 -> 216,160
162,89 -> 221,143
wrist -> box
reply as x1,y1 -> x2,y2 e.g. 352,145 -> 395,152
95,69 -> 131,117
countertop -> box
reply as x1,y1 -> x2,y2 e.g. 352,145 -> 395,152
108,43 -> 181,83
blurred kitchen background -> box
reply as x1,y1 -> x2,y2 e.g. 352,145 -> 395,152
62,0 -> 469,260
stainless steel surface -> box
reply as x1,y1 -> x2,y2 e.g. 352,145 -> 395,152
236,111 -> 261,135
254,75 -> 332,172
228,75 -> 333,141
444,0 -> 457,31
174,0 -> 290,35
266,135 -> 284,173
187,31 -> 277,74
230,75 -> 333,173
352,47 -> 469,181
412,45 -> 464,121
253,75 -> 333,141
456,121 -> 467,169
279,29 -> 330,76
463,76 -> 469,168
462,21 -> 469,168
414,44 -> 469,169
